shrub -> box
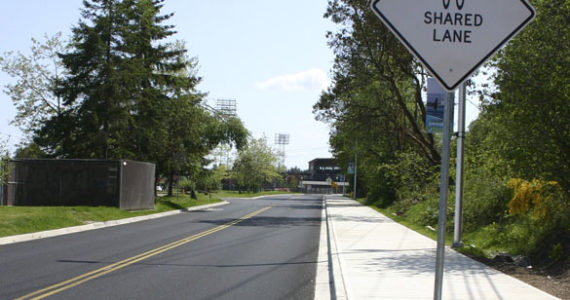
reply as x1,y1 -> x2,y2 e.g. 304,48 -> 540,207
378,150 -> 439,214
405,196 -> 439,227
504,178 -> 569,257
462,173 -> 512,232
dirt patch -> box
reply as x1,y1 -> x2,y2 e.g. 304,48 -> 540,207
466,254 -> 569,300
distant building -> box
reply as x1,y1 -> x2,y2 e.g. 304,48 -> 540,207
301,158 -> 348,194
307,158 -> 343,181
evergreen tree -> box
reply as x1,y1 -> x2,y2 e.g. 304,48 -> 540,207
37,0 -> 131,158
32,0 -> 249,195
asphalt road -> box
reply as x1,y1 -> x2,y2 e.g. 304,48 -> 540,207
0,194 -> 324,300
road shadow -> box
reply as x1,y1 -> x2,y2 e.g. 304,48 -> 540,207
285,204 -> 323,210
56,259 -> 325,269
199,215 -> 322,228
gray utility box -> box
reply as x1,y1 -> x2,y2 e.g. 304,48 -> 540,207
3,159 -> 155,210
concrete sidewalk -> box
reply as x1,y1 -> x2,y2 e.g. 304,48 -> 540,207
324,195 -> 560,300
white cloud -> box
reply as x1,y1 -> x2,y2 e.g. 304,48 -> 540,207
255,68 -> 330,92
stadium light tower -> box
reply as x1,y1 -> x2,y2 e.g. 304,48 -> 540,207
216,99 -> 237,117
215,99 -> 238,172
274,133 -> 290,170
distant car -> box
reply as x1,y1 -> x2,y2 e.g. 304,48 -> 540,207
156,186 -> 163,192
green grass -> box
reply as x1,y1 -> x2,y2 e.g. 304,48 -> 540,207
0,193 -> 221,238
458,230 -> 504,258
356,197 -> 505,259
356,198 -> 455,246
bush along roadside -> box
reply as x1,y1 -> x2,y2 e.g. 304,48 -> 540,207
363,178 -> 570,268
359,176 -> 569,288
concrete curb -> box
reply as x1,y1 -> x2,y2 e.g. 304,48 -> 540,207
314,196 -> 332,300
0,201 -> 230,246
313,194 -> 351,300
325,195 -> 348,300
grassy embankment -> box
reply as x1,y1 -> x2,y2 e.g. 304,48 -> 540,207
0,193 -> 219,238
0,190 -> 297,238
357,198 -> 498,258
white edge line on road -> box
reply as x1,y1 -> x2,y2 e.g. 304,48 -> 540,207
0,201 -> 230,246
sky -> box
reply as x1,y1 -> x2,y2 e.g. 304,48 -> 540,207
0,0 -> 481,169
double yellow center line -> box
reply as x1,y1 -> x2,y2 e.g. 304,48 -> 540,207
16,206 -> 272,300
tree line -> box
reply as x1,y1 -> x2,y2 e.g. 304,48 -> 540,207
1,0 -> 250,195
315,0 -> 568,265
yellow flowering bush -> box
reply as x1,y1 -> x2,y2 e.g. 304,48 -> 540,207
507,178 -> 566,221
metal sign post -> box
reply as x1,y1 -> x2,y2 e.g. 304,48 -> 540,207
427,78 -> 455,299
453,82 -> 467,248
370,1 -> 536,299
433,91 -> 454,300
353,152 -> 358,200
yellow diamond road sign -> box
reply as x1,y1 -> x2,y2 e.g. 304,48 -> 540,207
371,0 -> 535,91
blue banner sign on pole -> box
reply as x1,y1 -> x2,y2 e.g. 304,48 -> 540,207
347,162 -> 355,175
427,77 -> 454,134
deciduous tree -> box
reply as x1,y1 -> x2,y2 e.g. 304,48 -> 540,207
233,137 -> 280,193
314,0 -> 440,202
487,0 -> 570,190
0,33 -> 66,136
